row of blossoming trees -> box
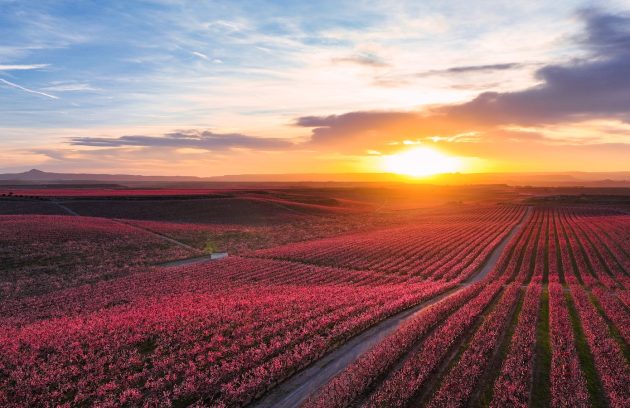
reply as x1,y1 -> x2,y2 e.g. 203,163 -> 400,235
304,206 -> 629,408
0,215 -> 195,299
1,205 -> 628,406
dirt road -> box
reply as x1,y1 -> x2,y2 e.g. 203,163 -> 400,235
252,206 -> 532,408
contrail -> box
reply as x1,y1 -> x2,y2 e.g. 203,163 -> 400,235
0,78 -> 59,99
0,64 -> 49,70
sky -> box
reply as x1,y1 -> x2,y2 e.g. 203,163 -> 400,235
1,0 -> 630,176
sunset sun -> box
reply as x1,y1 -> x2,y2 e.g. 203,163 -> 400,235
382,147 -> 462,177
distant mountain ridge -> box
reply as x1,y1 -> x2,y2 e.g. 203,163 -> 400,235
1,169 -> 630,186
0,169 -> 201,182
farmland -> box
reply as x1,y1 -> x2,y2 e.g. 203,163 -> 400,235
0,185 -> 628,407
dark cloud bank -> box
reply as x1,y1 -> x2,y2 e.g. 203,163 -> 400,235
297,8 -> 630,148
70,130 -> 292,150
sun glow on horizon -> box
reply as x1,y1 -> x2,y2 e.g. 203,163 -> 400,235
381,147 -> 463,177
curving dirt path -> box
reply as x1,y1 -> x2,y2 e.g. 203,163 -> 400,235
252,206 -> 532,408
50,201 -> 206,256
157,255 -> 217,267
465,206 -> 532,284
51,200 -> 81,216
112,218 -> 204,254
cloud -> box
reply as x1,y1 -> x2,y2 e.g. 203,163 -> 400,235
297,111 -> 470,152
41,82 -> 98,92
69,129 -> 294,151
576,8 -> 630,57
374,63 -> 528,88
418,63 -> 525,76
450,82 -> 502,90
295,113 -> 406,128
332,52 -> 388,67
297,8 -> 630,152
441,8 -> 630,125
0,78 -> 59,99
206,20 -> 246,33
0,64 -> 49,70
192,51 -> 209,60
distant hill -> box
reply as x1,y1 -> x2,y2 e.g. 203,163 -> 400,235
0,169 -> 201,182
0,169 -> 407,183
1,169 -> 630,187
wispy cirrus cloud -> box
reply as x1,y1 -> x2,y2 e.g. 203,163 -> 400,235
417,62 -> 527,76
332,52 -> 389,67
41,82 -> 99,92
191,51 -> 209,60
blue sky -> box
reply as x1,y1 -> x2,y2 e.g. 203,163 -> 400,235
1,0 -> 630,175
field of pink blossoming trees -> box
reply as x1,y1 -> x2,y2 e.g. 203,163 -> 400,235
0,188 -> 628,407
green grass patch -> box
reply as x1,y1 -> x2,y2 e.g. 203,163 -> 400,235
588,293 -> 630,363
553,216 -> 564,284
559,219 -> 583,285
477,289 -> 525,408
565,223 -> 599,281
543,215 -> 550,284
508,221 -> 536,283
564,290 -> 608,408
525,218 -> 544,284
531,286 -> 551,408
416,286 -> 506,406
203,240 -> 217,253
